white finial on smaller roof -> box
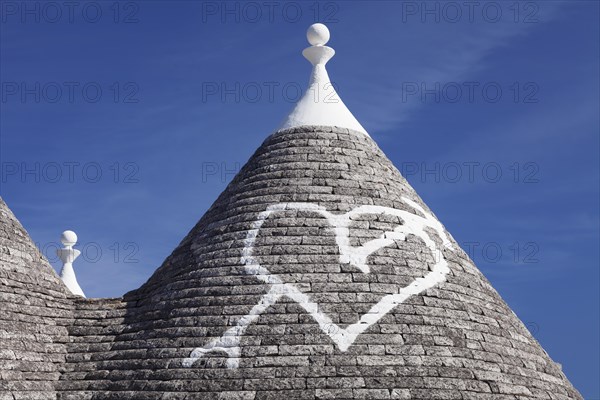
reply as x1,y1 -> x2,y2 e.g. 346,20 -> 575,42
57,230 -> 85,297
61,230 -> 77,247
278,23 -> 368,135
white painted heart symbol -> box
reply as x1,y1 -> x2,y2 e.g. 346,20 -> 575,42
183,196 -> 455,368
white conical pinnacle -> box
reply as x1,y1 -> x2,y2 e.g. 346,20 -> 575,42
57,230 -> 85,297
278,23 -> 368,135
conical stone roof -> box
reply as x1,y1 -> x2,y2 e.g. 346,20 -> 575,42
0,197 -> 73,400
84,125 -> 577,400
0,24 -> 583,400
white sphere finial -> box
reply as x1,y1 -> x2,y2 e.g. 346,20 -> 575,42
57,229 -> 85,297
61,230 -> 78,247
307,23 -> 330,46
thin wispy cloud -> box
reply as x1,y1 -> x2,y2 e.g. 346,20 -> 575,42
340,2 -> 565,132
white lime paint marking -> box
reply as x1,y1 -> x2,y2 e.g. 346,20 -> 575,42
183,197 -> 455,368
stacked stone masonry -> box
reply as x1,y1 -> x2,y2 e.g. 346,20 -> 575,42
1,126 -> 582,400
0,198 -> 73,400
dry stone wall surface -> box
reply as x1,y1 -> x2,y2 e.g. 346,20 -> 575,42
57,126 -> 581,400
0,198 -> 74,400
0,126 -> 583,400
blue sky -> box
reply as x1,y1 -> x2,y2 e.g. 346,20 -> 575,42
0,1 -> 598,396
